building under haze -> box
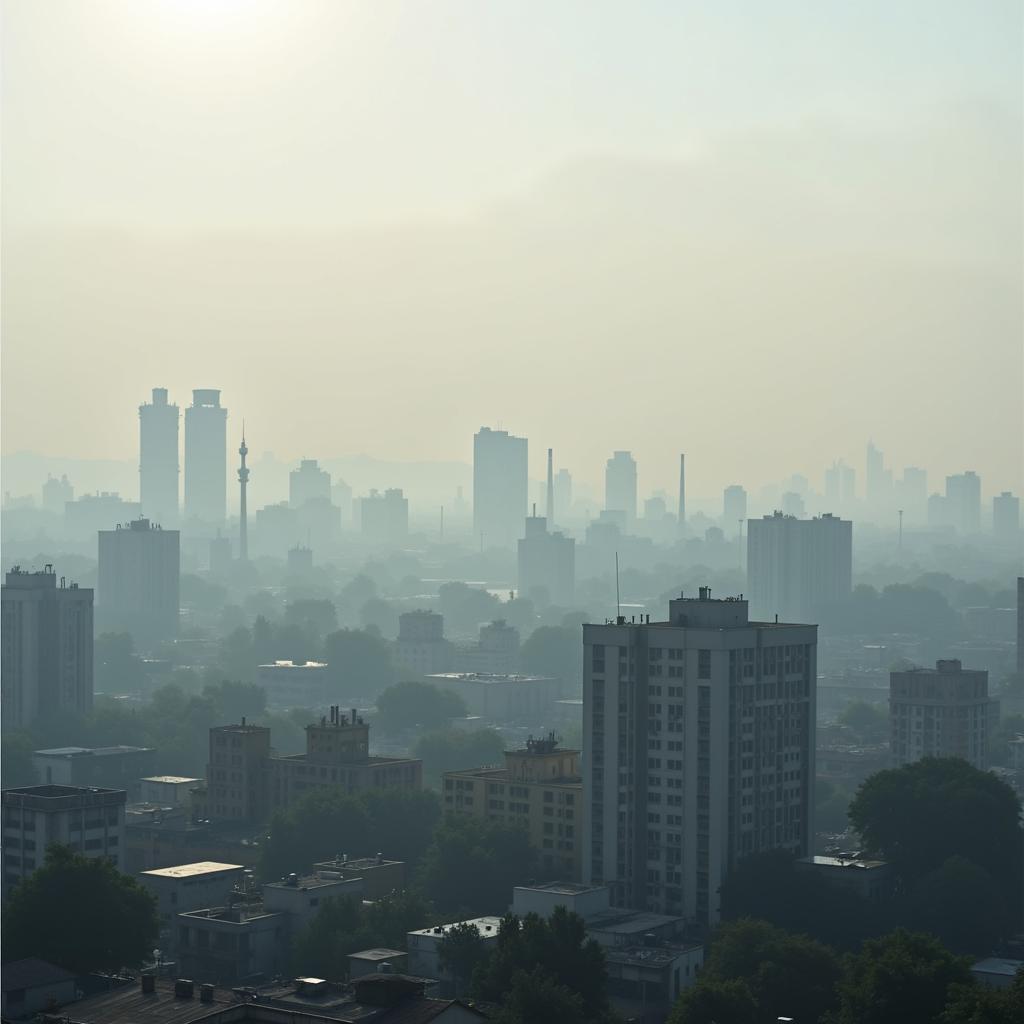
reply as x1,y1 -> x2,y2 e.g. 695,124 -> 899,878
747,512 -> 852,623
41,474 -> 73,515
289,458 -> 331,508
582,590 -> 816,924
1,565 -> 93,730
64,492 -> 140,537
890,659 -> 991,770
823,461 -> 855,510
993,491 -> 1020,546
358,488 -> 408,544
394,610 -> 454,679
97,517 -> 180,649
722,485 -> 748,533
605,451 -> 638,526
139,387 -> 179,526
945,471 -> 981,535
184,389 -> 227,526
518,513 -> 575,607
865,442 -> 892,514
473,426 -> 528,549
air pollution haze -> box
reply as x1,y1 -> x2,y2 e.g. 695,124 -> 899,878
2,0 -> 1021,498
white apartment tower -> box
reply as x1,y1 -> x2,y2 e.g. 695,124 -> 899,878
139,387 -> 179,527
184,389 -> 227,526
582,590 -> 816,926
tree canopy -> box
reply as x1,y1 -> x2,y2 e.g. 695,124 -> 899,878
374,681 -> 466,735
413,728 -> 506,789
322,628 -> 394,697
2,845 -> 157,973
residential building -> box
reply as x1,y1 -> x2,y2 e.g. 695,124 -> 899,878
312,854 -> 406,900
517,514 -> 575,606
289,459 -> 331,508
65,492 -> 141,538
865,441 -> 892,514
795,855 -> 892,900
347,949 -> 408,979
2,785 -> 126,890
2,565 -> 93,730
358,488 -> 409,544
184,389 -> 227,526
139,861 -> 246,952
332,478 -> 353,522
1,959 -> 77,1020
722,485 -> 747,532
605,451 -> 638,525
407,918 -> 503,983
583,589 -> 816,924
198,709 -> 422,824
255,660 -> 330,707
896,466 -> 928,524
553,468 -> 573,518
747,511 -> 852,623
32,745 -> 156,795
427,672 -> 555,724
253,502 -> 298,556
394,611 -> 454,679
890,659 -> 991,769
455,620 -> 520,676
139,387 -> 179,527
443,735 -> 583,877
473,427 -> 528,549
945,471 -> 982,535
97,518 -> 180,648
41,474 -> 73,515
823,461 -> 855,510
139,776 -> 203,808
993,491 -> 1020,546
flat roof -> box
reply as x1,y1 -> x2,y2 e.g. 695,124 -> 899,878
349,948 -> 406,961
140,775 -> 202,785
972,957 -> 1024,977
607,943 -> 703,967
34,745 -> 153,757
259,660 -> 328,668
265,873 -> 361,891
410,916 -> 503,939
428,673 -> 553,683
586,909 -> 684,933
141,861 -> 243,879
799,855 -> 888,870
517,882 -> 601,895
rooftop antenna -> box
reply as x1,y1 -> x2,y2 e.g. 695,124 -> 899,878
615,551 -> 622,622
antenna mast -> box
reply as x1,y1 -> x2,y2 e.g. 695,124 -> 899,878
615,551 -> 621,622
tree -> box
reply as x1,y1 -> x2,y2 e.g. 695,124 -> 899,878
414,728 -> 505,789
322,628 -> 394,697
359,598 -> 399,638
833,929 -> 972,1024
94,632 -> 145,692
438,922 -> 490,997
520,626 -> 583,693
285,598 -> 338,644
1,731 -> 38,788
437,582 -> 501,632
418,818 -> 538,918
2,845 -> 157,973
849,758 -> 1022,900
815,777 -> 854,835
668,977 -> 758,1024
204,679 -> 267,722
375,681 -> 466,735
473,908 -> 609,1021
940,970 -> 1024,1024
838,701 -> 889,744
493,967 -> 589,1024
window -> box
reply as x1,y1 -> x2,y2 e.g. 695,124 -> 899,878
698,650 -> 711,679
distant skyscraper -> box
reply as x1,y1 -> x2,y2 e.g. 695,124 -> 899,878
359,488 -> 409,544
723,485 -> 748,530
473,427 -> 528,549
554,469 -> 572,518
41,474 -> 74,515
747,512 -> 852,623
896,466 -> 928,523
332,478 -> 354,522
97,518 -> 180,649
238,433 -> 250,562
944,471 -> 981,534
993,492 -> 1020,546
644,495 -> 668,520
139,388 -> 179,527
289,459 -> 331,508
865,441 -> 892,513
184,389 -> 227,525
780,491 -> 805,518
518,513 -> 575,607
1,565 -> 93,729
890,660 -> 990,770
583,590 -> 816,923
605,451 -> 637,525
823,461 -> 855,508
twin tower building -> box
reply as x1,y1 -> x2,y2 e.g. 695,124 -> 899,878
139,387 -> 229,528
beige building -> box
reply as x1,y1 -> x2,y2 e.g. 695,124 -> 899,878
443,735 -> 582,878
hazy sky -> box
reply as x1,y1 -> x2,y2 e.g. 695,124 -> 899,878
3,0 -> 1022,498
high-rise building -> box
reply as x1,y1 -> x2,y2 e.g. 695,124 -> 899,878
184,389 -> 227,526
722,485 -> 748,531
332,478 -> 354,523
993,491 -> 1020,546
865,441 -> 892,512
582,590 -> 816,924
358,488 -> 409,544
473,427 -> 528,549
139,388 -> 179,526
289,459 -> 331,508
945,471 -> 981,535
896,466 -> 928,523
554,469 -> 573,519
823,462 -> 855,509
394,610 -> 454,678
890,660 -> 991,770
747,512 -> 852,623
1,565 -> 93,729
41,474 -> 73,515
97,518 -> 180,649
518,513 -> 575,607
605,451 -> 638,525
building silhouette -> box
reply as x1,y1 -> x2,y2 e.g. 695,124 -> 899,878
993,492 -> 1020,545
358,488 -> 408,544
394,610 -> 454,678
823,461 -> 855,510
97,518 -> 180,649
518,512 -> 575,607
945,471 -> 981,535
582,590 -> 816,923
64,492 -> 140,538
865,441 -> 892,513
677,454 -> 686,529
184,389 -> 227,526
1,565 -> 93,729
747,512 -> 852,623
890,659 -> 991,770
41,474 -> 73,515
139,387 -> 179,526
289,459 -> 331,508
473,426 -> 528,549
722,485 -> 747,533
605,451 -> 637,525
237,432 -> 250,561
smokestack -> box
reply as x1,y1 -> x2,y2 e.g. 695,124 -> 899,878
678,453 -> 686,528
546,448 -> 554,525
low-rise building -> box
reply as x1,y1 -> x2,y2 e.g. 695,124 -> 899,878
796,855 -> 893,900
394,610 -> 454,679
407,918 -> 503,984
454,620 -> 520,677
31,745 -> 156,796
139,776 -> 203,808
262,871 -> 364,931
255,660 -> 330,708
348,948 -> 408,979
606,942 -> 704,1024
427,672 -> 555,724
2,784 -> 126,891
1,959 -> 76,1020
312,854 -> 406,900
443,735 -> 582,878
